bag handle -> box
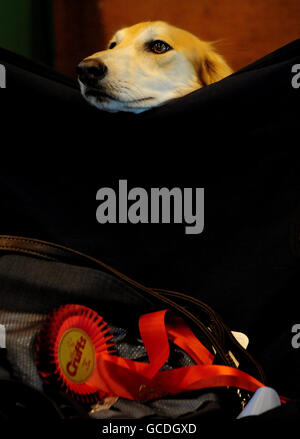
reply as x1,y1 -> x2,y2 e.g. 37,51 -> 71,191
0,235 -> 266,383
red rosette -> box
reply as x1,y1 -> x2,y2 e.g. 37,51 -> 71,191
35,304 -> 115,403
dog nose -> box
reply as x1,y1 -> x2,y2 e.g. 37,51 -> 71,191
77,58 -> 108,85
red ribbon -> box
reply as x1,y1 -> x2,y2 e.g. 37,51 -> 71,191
89,309 -> 270,402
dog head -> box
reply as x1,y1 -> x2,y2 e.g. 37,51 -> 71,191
77,21 -> 232,113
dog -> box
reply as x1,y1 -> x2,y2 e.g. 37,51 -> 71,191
77,21 -> 232,113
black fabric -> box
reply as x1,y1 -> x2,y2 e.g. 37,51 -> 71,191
0,39 -> 300,432
0,254 -> 156,325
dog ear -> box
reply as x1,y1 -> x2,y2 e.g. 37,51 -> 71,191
198,44 -> 233,86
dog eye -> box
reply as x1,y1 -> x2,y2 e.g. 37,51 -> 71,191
109,42 -> 117,49
149,40 -> 172,54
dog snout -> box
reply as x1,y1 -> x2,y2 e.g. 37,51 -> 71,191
77,58 -> 108,86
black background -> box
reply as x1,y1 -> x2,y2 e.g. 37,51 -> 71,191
0,39 -> 300,428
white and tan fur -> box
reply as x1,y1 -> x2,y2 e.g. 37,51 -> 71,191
78,21 -> 232,113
